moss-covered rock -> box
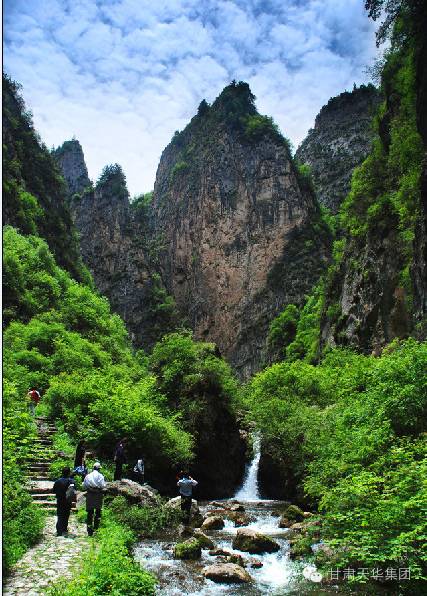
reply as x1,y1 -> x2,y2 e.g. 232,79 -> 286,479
173,538 -> 202,560
283,505 -> 305,522
232,528 -> 280,554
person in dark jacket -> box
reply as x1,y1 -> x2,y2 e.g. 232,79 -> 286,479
52,466 -> 75,536
74,440 -> 85,468
113,438 -> 127,481
73,440 -> 87,479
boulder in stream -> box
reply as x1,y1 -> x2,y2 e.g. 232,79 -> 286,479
193,529 -> 215,549
173,538 -> 202,560
227,511 -> 252,527
105,480 -> 158,506
232,528 -> 280,554
202,563 -> 252,584
201,515 -> 225,531
165,496 -> 199,515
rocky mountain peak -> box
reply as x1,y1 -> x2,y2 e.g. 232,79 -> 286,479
151,82 -> 330,377
296,84 -> 381,213
53,139 -> 91,197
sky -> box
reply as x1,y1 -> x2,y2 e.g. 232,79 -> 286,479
4,0 -> 380,197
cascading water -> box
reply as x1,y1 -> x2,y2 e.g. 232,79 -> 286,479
133,431 -> 317,594
234,432 -> 261,501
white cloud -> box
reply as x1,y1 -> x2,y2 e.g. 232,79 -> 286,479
4,0 -> 379,195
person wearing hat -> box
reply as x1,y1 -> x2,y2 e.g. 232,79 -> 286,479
83,462 -> 106,536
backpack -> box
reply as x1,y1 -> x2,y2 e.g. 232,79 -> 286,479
65,483 -> 77,504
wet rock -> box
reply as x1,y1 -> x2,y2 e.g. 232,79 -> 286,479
232,528 -> 280,554
226,511 -> 252,527
209,548 -> 230,556
206,509 -> 227,517
229,503 -> 245,512
227,553 -> 246,567
165,496 -> 199,515
289,522 -> 307,532
283,505 -> 305,522
209,501 -> 227,509
201,515 -> 225,531
173,538 -> 202,560
193,530 -> 215,550
177,524 -> 194,538
202,563 -> 252,584
105,480 -> 158,506
303,511 -> 314,518
250,559 -> 263,569
278,516 -> 291,528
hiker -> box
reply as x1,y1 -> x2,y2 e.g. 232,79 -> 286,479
177,471 -> 198,524
27,387 -> 41,416
53,466 -> 76,537
83,462 -> 106,536
113,438 -> 127,481
73,440 -> 87,479
132,457 -> 145,484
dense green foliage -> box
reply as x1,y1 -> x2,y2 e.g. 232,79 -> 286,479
49,515 -> 156,595
109,496 -> 181,537
2,74 -> 89,283
3,380 -> 45,572
96,163 -> 129,200
245,340 -> 427,578
3,227 -> 194,562
150,331 -> 240,430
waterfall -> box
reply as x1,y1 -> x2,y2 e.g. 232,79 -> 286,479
234,432 -> 261,501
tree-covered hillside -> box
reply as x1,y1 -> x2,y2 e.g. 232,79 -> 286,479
244,0 -> 427,587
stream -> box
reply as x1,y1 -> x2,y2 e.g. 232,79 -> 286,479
134,435 -> 327,595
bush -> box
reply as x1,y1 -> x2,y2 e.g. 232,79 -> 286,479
49,517 -> 156,595
109,496 -> 181,537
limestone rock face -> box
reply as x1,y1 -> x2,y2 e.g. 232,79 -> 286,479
56,158 -> 175,351
55,83 -> 329,380
296,85 -> 381,213
53,140 -> 91,196
152,82 -> 330,378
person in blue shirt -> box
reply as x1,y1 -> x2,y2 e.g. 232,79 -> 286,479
177,471 -> 198,524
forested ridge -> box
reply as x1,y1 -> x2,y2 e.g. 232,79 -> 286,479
3,0 -> 427,593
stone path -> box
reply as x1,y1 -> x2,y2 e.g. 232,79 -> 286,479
3,515 -> 90,595
28,418 -> 58,512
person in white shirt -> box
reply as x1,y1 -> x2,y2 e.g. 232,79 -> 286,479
177,471 -> 198,524
83,462 -> 106,536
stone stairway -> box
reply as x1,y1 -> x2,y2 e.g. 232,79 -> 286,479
28,417 -> 59,512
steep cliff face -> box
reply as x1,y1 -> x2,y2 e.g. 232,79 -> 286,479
296,85 -> 381,214
53,139 -> 91,196
152,82 -> 330,378
63,161 -> 178,350
320,40 -> 426,352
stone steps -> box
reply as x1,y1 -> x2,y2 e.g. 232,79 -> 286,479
29,419 -> 58,510
32,493 -> 55,501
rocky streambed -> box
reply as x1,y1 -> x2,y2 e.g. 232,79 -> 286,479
134,499 -> 321,595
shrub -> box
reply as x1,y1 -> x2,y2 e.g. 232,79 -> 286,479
49,517 -> 156,595
109,496 -> 181,537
